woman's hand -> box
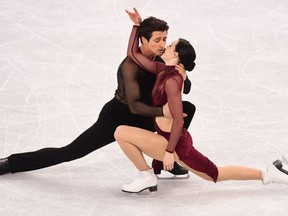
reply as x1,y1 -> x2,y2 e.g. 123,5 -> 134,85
125,7 -> 142,26
163,151 -> 175,171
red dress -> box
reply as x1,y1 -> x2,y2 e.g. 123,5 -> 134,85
127,26 -> 218,182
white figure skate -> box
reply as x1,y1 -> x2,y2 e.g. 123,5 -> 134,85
122,168 -> 158,194
263,155 -> 288,185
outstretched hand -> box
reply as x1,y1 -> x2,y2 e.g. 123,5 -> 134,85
125,7 -> 142,26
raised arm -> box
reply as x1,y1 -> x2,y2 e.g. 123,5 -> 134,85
125,8 -> 164,75
127,25 -> 164,75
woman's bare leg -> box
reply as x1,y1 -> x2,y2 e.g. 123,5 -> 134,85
178,161 -> 215,181
217,166 -> 262,181
179,162 -> 262,182
115,125 -> 263,182
114,125 -> 179,171
114,125 -> 174,193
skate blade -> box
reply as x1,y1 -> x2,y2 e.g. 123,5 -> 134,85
273,158 -> 288,175
156,171 -> 190,180
122,185 -> 157,194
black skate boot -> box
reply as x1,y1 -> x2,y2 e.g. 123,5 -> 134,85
0,158 -> 11,175
152,160 -> 190,179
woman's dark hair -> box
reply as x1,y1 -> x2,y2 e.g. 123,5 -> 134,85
175,38 -> 196,71
138,16 -> 169,43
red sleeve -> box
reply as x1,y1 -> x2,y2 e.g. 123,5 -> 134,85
164,74 -> 184,153
127,25 -> 165,74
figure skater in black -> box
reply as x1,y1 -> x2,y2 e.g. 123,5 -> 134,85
0,14 -> 195,178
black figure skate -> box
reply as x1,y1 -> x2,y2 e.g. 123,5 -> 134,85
152,160 -> 190,180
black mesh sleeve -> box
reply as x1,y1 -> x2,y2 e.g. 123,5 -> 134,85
121,60 -> 163,117
183,76 -> 191,94
127,25 -> 165,74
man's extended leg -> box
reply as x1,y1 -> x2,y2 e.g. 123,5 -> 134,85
6,121 -> 116,173
0,98 -> 120,174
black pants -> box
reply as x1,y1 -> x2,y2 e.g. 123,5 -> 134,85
8,98 -> 196,173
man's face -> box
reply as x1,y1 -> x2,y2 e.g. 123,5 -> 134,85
144,31 -> 167,56
161,40 -> 179,60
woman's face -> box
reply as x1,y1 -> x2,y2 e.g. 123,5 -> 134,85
161,40 -> 179,61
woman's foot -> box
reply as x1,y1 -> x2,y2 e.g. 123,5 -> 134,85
273,155 -> 288,175
122,168 -> 157,193
263,156 -> 288,184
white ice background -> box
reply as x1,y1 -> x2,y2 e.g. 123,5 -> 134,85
1,0 -> 288,215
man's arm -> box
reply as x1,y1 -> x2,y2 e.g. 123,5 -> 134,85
183,77 -> 191,94
127,25 -> 165,75
122,59 -> 163,117
126,9 -> 165,75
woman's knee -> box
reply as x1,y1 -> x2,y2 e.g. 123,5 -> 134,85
114,125 -> 128,141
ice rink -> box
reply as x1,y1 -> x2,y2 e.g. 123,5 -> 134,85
1,0 -> 288,215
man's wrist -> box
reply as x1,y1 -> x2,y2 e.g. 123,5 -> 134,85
158,106 -> 164,116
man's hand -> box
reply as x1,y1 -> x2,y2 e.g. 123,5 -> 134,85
125,7 -> 142,26
175,63 -> 187,80
162,103 -> 172,118
163,151 -> 175,171
163,103 -> 187,118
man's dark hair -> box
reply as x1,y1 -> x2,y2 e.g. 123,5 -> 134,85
138,16 -> 169,43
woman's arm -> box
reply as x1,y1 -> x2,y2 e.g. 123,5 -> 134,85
162,74 -> 184,170
165,75 -> 184,153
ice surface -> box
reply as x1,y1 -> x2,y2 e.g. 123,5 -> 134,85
1,0 -> 288,215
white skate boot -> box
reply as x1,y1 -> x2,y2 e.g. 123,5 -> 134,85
122,168 -> 157,194
263,155 -> 288,185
